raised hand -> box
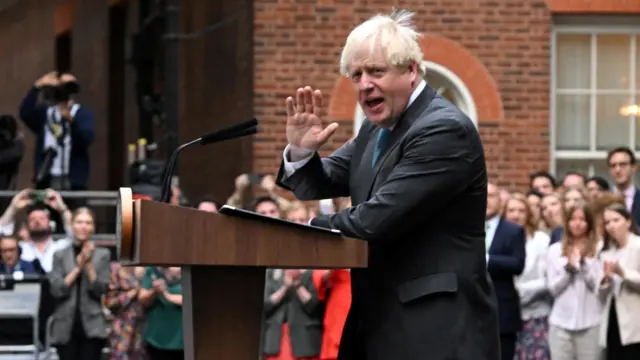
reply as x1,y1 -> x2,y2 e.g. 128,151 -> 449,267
10,189 -> 32,210
285,86 -> 338,151
34,71 -> 59,88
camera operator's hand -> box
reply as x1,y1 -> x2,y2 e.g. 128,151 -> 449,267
34,72 -> 59,88
10,189 -> 32,210
59,73 -> 77,83
59,101 -> 72,121
45,189 -> 69,213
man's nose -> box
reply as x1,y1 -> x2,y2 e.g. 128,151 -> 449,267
357,75 -> 375,91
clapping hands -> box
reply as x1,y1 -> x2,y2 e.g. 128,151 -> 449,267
283,269 -> 303,288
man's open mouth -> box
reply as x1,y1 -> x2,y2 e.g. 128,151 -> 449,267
365,98 -> 384,107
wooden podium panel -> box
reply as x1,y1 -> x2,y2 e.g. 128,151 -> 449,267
182,266 -> 265,360
116,188 -> 367,360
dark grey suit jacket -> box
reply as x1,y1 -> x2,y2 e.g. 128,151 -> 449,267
48,244 -> 111,345
277,84 -> 500,360
262,270 -> 323,358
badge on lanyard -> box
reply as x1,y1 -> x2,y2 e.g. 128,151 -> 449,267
52,123 -> 62,137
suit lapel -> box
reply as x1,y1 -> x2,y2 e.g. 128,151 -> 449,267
359,84 -> 437,200
354,127 -> 378,204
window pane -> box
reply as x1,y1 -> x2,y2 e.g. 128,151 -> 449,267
555,94 -> 590,150
554,159 -> 640,187
596,35 -> 631,90
596,94 -> 633,150
556,34 -> 591,89
555,159 -> 614,186
427,74 -> 458,104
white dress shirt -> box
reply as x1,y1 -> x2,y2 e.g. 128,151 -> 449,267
546,242 -> 602,331
515,231 -> 551,320
20,237 -> 72,273
485,216 -> 500,264
282,80 -> 427,177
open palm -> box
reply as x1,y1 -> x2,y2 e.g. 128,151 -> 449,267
285,86 -> 338,150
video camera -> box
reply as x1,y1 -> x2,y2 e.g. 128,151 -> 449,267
41,79 -> 80,104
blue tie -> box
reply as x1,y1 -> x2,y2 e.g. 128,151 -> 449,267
372,128 -> 391,167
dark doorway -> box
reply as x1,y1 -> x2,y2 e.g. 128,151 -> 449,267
107,2 -> 128,189
55,31 -> 72,73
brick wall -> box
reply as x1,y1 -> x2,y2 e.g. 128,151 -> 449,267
253,0 -> 553,190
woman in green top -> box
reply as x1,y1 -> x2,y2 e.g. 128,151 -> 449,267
138,266 -> 183,360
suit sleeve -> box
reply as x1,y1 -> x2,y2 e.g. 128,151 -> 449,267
18,86 -> 47,134
488,226 -> 526,278
263,276 -> 286,319
69,107 -> 95,148
48,251 -> 71,299
87,250 -> 111,300
276,138 -> 355,201
312,119 -> 478,242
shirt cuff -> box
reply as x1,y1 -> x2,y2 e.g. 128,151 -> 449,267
283,144 -> 315,177
486,254 -> 489,266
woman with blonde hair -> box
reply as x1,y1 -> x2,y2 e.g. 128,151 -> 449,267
48,207 -> 112,360
546,204 -> 602,360
503,193 -> 551,359
562,186 -> 589,212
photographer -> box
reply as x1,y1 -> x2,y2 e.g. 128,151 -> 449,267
18,71 -> 95,190
0,114 -> 24,190
0,188 -> 72,239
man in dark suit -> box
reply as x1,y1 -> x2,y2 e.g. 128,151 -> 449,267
0,234 -> 36,275
276,9 -> 500,360
485,183 -> 526,360
607,146 -> 640,224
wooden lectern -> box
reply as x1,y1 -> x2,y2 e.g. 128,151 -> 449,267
116,188 -> 367,360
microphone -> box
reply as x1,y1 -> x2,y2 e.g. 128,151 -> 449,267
159,119 -> 259,203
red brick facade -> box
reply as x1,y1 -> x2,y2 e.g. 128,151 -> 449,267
253,0 -> 640,190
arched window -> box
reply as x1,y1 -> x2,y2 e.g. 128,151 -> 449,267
353,61 -> 477,135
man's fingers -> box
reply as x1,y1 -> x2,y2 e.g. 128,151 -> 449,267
303,86 -> 314,114
312,89 -> 324,116
285,97 -> 295,118
317,122 -> 339,143
295,88 -> 305,113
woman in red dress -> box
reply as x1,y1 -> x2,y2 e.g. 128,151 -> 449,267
312,269 -> 352,360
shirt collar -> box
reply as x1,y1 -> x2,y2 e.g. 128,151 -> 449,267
623,186 -> 636,198
486,216 -> 500,228
388,80 -> 426,131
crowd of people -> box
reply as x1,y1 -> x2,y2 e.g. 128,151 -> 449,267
0,10 -> 639,360
2,144 -> 640,360
488,146 -> 640,360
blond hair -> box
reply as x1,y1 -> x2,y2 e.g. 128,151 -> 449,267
502,192 -> 537,238
339,9 -> 425,78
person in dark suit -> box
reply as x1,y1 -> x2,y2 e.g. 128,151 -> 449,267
485,183 -> 526,360
276,9 -> 500,360
0,234 -> 36,274
607,147 -> 640,225
18,71 -> 95,190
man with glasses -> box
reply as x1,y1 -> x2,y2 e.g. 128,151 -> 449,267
607,146 -> 640,224
0,234 -> 36,274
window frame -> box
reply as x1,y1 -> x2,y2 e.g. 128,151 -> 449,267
550,25 -> 640,177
